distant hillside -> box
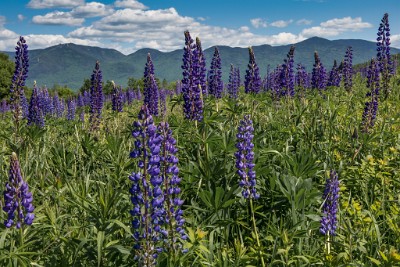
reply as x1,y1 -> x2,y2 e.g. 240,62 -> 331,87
3,37 -> 398,90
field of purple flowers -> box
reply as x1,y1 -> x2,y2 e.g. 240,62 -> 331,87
0,13 -> 400,267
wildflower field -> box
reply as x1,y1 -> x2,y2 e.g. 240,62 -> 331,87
1,14 -> 400,267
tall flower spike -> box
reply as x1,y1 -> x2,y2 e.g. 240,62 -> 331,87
89,61 -> 103,131
130,105 -> 164,264
9,36 -> 29,129
3,152 -> 35,229
227,64 -> 239,99
158,121 -> 187,252
111,81 -> 124,113
244,47 -> 261,94
181,31 -> 203,121
27,82 -> 45,128
311,51 -> 327,91
343,46 -> 353,92
235,115 -> 259,199
361,58 -> 380,133
320,170 -> 340,236
196,37 -> 207,97
208,47 -> 223,99
376,13 -> 393,99
279,46 -> 295,97
143,54 -> 159,116
327,60 -> 341,87
67,98 -> 76,121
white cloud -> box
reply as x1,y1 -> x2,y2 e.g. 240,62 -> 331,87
296,19 -> 312,25
71,2 -> 113,18
33,11 -> 84,26
69,8 -> 304,53
301,17 -> 372,38
114,0 -> 147,10
27,0 -> 84,9
391,34 -> 400,48
18,14 -> 26,21
0,15 -> 6,26
270,19 -> 293,28
197,17 -> 206,21
250,18 -> 267,28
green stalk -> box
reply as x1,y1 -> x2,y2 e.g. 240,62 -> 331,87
250,198 -> 266,267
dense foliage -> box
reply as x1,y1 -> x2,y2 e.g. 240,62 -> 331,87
1,14 -> 400,266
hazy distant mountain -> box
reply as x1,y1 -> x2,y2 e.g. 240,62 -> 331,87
3,37 -> 398,90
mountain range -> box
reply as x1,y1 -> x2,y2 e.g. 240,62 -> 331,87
2,37 -> 398,90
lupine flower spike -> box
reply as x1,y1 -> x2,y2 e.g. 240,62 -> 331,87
235,115 -> 259,199
3,152 -> 35,229
244,47 -> 261,94
320,170 -> 340,254
89,61 -> 103,131
311,51 -> 327,92
361,58 -> 380,133
10,36 -> 29,132
376,13 -> 393,99
208,47 -> 223,99
181,31 -> 203,122
27,81 -> 45,128
343,46 -> 353,92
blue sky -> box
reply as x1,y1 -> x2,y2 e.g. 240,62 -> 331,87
0,0 -> 399,54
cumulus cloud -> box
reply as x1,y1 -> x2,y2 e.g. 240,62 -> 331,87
391,34 -> 400,48
296,19 -> 312,25
32,11 -> 85,26
71,2 -> 113,18
18,14 -> 26,22
250,18 -> 267,28
114,0 -> 147,10
270,19 -> 293,28
301,17 -> 372,38
27,0 -> 84,9
68,8 -> 304,53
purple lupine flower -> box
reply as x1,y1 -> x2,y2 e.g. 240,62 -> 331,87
89,61 -> 103,131
235,67 -> 241,88
244,47 -> 261,94
311,51 -> 327,91
9,36 -> 29,126
143,53 -> 159,116
159,89 -> 167,118
181,31 -> 203,122
39,87 -> 53,116
271,65 -> 283,100
327,60 -> 341,87
3,152 -> 35,228
361,58 -> 380,133
320,170 -> 340,236
126,89 -> 135,105
53,93 -> 64,118
227,64 -> 239,99
196,38 -> 207,97
83,90 -> 91,106
20,88 -> 29,119
0,99 -> 10,113
158,121 -> 187,249
296,64 -> 309,88
111,81 -> 124,113
279,46 -> 295,97
77,94 -> 84,108
208,47 -> 223,99
66,99 -> 76,121
136,85 -> 142,100
343,47 -> 353,91
175,80 -> 182,95
235,115 -> 259,199
130,105 -> 164,264
377,13 -> 393,99
27,83 -> 45,128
